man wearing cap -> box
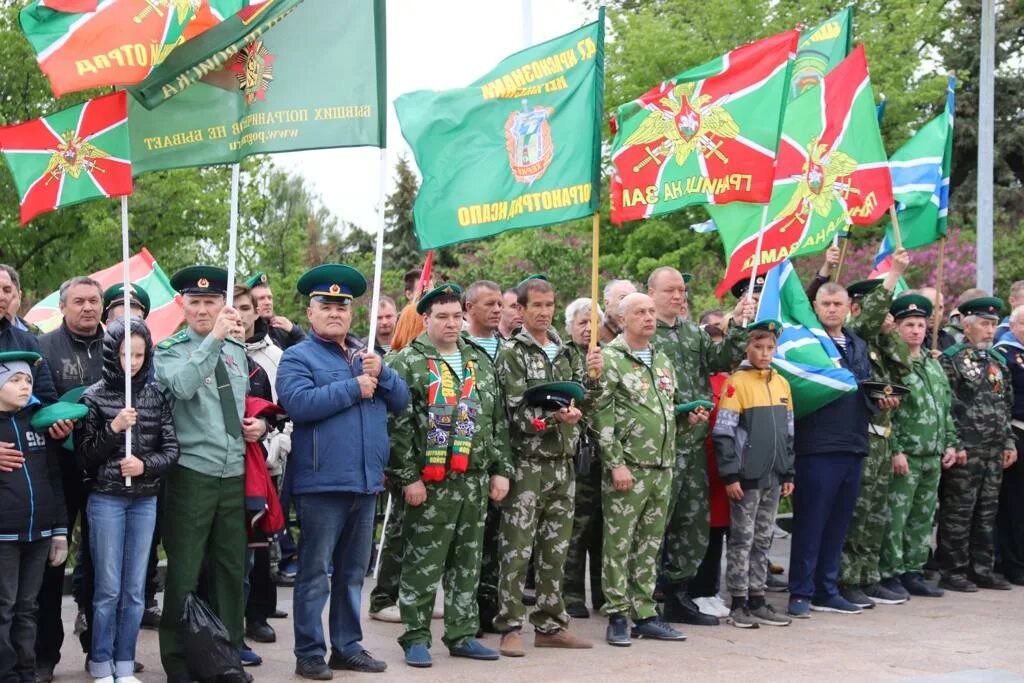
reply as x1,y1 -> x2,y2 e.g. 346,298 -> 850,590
493,275 -> 602,655
880,294 -> 960,598
101,283 -> 150,325
248,272 -> 306,351
155,266 -> 263,681
598,280 -> 637,345
646,266 -> 752,626
386,283 -> 511,667
594,292 -> 684,645
937,295 -> 1017,591
276,264 -> 409,679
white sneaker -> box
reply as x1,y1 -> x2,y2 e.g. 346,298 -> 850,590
93,677 -> 114,683
692,597 -> 719,617
369,604 -> 402,622
710,595 -> 733,618
114,677 -> 142,683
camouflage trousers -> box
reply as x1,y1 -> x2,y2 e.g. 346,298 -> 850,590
726,485 -> 781,598
397,472 -> 488,650
840,434 -> 892,586
562,464 -> 604,608
600,466 -> 672,620
369,489 -> 405,612
879,454 -> 940,579
937,445 -> 1004,579
661,440 -> 710,583
495,459 -> 574,634
476,501 -> 502,616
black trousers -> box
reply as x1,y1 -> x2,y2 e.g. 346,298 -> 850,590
997,429 -> 1024,580
690,527 -> 729,598
0,540 -> 49,682
245,547 -> 277,623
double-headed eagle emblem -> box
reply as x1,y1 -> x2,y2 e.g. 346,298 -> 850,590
624,83 -> 740,172
774,138 -> 858,231
44,131 -> 110,185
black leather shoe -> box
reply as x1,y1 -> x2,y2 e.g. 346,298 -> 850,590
661,592 -> 719,626
1006,572 -> 1024,586
939,574 -> 979,592
295,655 -> 332,680
606,615 -> 631,647
328,650 -> 387,673
901,572 -> 944,597
566,602 -> 590,619
270,608 -> 289,619
246,620 -> 276,643
970,572 -> 1012,590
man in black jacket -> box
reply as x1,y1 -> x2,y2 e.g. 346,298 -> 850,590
0,266 -> 56,402
247,273 -> 306,351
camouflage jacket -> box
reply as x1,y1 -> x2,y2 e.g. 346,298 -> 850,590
849,285 -> 912,429
495,327 -> 603,462
386,334 -> 513,486
593,336 -> 676,469
940,343 -> 1015,451
891,353 -> 958,457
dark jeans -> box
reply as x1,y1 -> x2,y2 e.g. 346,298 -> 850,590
690,527 -> 729,598
0,540 -> 50,682
997,430 -> 1024,579
145,480 -> 165,606
245,548 -> 277,623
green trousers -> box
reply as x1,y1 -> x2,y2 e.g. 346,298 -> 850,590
159,466 -> 246,679
840,434 -> 892,586
600,466 -> 673,620
879,454 -> 941,578
661,439 -> 710,583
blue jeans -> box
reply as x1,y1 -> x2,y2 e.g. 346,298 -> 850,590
292,493 -> 374,660
87,493 -> 157,678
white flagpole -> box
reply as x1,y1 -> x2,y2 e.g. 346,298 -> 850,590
226,162 -> 241,306
121,196 -> 132,487
365,148 -> 387,351
742,204 -> 769,327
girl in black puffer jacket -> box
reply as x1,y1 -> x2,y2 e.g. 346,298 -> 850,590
74,317 -> 178,682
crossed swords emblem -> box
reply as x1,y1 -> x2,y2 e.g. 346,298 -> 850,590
631,137 -> 729,173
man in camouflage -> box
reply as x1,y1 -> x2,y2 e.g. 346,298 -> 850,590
880,294 -> 960,598
937,295 -> 1018,592
387,284 -> 512,667
647,267 -> 751,626
594,293 -> 684,646
493,276 -> 602,656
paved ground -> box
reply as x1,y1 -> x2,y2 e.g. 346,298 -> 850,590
52,536 -> 1024,682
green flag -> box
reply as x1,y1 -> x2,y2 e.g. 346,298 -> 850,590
396,13 -> 604,250
790,6 -> 853,99
128,0 -> 386,173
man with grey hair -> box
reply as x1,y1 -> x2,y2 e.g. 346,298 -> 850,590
599,280 -> 636,345
995,281 -> 1024,342
995,304 -> 1024,584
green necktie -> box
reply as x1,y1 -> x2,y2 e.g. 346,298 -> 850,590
215,356 -> 242,439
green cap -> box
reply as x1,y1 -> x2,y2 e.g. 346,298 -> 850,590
416,283 -> 462,315
731,275 -> 765,299
675,399 -> 714,415
516,273 -> 548,289
748,318 -> 782,336
0,351 -> 41,388
59,386 -> 88,404
523,381 -> 585,411
245,272 -> 269,288
859,380 -> 911,400
846,279 -> 883,301
0,351 -> 41,366
101,283 -> 151,322
890,294 -> 932,320
30,402 -> 89,431
170,265 -> 228,297
959,296 -> 1004,321
296,264 -> 367,302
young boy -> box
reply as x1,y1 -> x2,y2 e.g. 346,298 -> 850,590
712,320 -> 795,629
0,351 -> 68,681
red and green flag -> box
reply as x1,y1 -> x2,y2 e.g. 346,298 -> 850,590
708,45 -> 893,298
609,30 -> 798,224
19,0 -> 244,98
0,90 -> 132,225
789,7 -> 853,99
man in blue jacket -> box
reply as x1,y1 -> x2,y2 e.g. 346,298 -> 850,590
276,264 -> 409,681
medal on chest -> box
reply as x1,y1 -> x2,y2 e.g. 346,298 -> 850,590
656,366 -> 674,395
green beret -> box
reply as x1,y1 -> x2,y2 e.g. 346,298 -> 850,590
0,351 -> 41,366
245,272 -> 269,288
296,264 -> 367,302
732,275 -> 765,299
416,283 -> 463,315
102,283 -> 151,322
748,318 -> 782,336
30,402 -> 89,431
890,294 -> 932,320
59,386 -> 88,404
675,399 -> 714,415
959,296 -> 1004,321
170,265 -> 228,296
847,279 -> 883,301
523,381 -> 585,411
859,380 -> 911,400
516,273 -> 548,289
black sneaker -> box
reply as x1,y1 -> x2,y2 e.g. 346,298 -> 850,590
606,615 -> 631,647
880,576 -> 911,600
296,656 -> 333,680
328,650 -> 387,673
36,662 -> 55,683
939,574 -> 979,593
566,602 -> 590,619
631,617 -> 686,641
839,585 -> 875,609
863,581 -> 907,605
970,572 -> 1012,591
900,572 -> 944,598
246,619 -> 276,643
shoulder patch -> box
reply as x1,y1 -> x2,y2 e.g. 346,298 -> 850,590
943,342 -> 966,357
224,336 -> 246,348
990,348 -> 1007,364
157,330 -> 189,350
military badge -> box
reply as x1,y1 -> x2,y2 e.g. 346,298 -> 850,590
505,102 -> 555,185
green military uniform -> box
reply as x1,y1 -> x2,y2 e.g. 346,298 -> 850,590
593,337 -> 676,621
653,318 -> 743,589
840,282 -> 911,589
155,266 -> 250,679
388,333 -> 513,650
493,327 -> 601,634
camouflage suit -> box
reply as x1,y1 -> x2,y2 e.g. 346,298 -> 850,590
840,286 -> 911,588
653,318 -> 744,585
880,353 -> 958,578
937,344 -> 1015,580
593,337 -> 676,620
387,334 -> 513,649
493,328 -> 601,634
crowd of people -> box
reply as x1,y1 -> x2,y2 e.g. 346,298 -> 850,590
0,244 -> 1022,682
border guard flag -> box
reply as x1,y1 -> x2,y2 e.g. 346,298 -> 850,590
396,12 -> 604,250
789,6 -> 852,99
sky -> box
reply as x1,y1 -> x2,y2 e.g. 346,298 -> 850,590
274,0 -> 591,235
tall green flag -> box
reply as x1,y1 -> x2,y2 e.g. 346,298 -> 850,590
790,6 -> 853,99
395,13 -> 604,249
127,0 -> 386,172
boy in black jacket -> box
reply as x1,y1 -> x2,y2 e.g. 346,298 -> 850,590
0,351 -> 68,682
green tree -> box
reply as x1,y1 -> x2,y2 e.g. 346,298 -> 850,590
382,155 -> 421,271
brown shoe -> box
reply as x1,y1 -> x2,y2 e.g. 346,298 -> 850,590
499,631 -> 525,657
534,628 -> 593,649
769,562 -> 785,575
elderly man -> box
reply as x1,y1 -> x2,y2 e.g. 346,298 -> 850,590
247,272 -> 306,351
498,288 -> 523,340
938,296 -> 1017,592
595,293 -> 683,645
995,281 -> 1024,342
647,266 -> 751,626
598,280 -> 636,345
155,266 -> 265,681
277,264 -> 408,680
995,305 -> 1024,584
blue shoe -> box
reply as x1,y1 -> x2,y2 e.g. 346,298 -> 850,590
787,597 -> 811,619
449,639 -> 499,661
279,559 -> 298,578
810,594 -> 862,614
239,646 -> 262,667
404,643 -> 432,668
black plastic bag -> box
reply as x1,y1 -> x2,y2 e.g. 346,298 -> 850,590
181,592 -> 246,683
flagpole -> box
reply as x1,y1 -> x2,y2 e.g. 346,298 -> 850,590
226,162 -> 241,306
589,212 -> 600,359
366,148 -> 387,352
742,204 -> 769,327
931,236 -> 947,351
121,195 -> 132,488
835,230 -> 852,282
888,205 -> 903,250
